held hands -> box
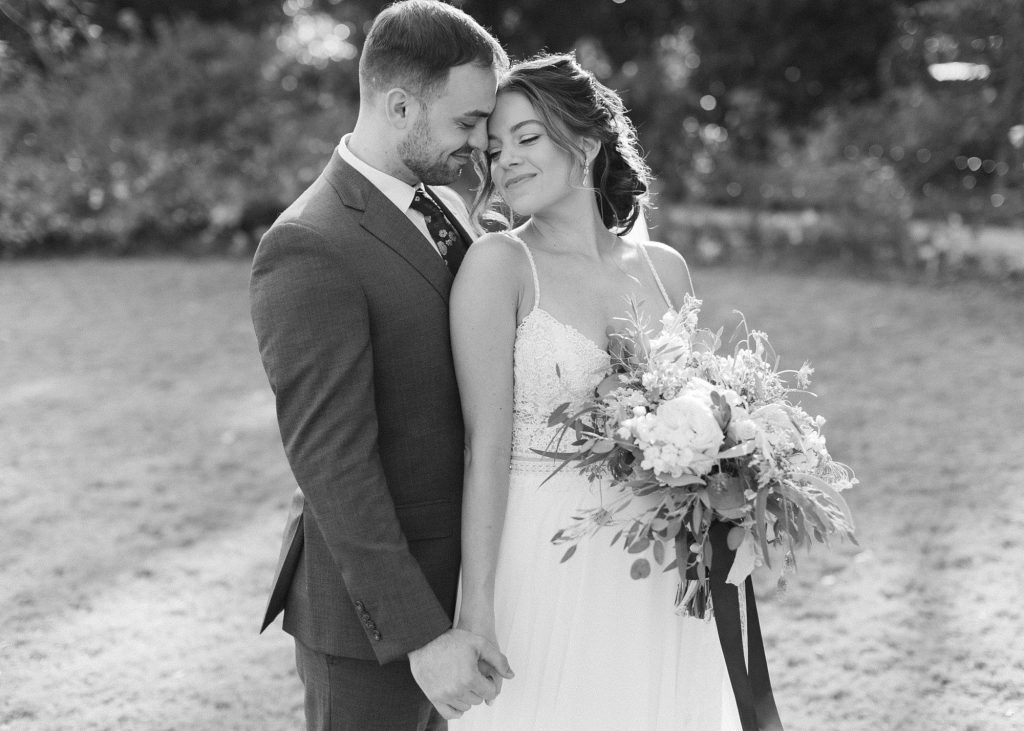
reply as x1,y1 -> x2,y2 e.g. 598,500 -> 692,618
408,628 -> 514,720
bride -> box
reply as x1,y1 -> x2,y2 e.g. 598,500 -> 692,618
449,54 -> 742,730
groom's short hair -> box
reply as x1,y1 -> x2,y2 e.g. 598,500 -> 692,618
359,0 -> 507,100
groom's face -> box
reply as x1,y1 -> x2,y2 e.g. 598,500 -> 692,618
399,63 -> 498,185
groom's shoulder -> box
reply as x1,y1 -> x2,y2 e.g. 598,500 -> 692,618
277,175 -> 352,230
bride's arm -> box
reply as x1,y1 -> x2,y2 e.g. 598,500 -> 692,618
449,235 -> 524,644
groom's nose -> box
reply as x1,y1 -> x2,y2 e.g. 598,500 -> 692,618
468,120 -> 488,152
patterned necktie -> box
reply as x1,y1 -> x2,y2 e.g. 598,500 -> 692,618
409,189 -> 467,275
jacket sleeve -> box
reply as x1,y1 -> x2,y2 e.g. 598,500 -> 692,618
250,221 -> 452,663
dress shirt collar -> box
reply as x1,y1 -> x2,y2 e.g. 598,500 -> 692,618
336,134 -> 420,213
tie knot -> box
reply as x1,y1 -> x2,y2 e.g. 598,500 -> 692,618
411,189 -> 443,219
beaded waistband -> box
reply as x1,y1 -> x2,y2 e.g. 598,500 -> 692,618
509,453 -> 563,473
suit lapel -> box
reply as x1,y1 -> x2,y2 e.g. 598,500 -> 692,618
324,153 -> 454,302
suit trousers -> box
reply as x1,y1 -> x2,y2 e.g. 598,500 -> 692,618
294,637 -> 445,731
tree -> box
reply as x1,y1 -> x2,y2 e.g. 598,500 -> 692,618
844,0 -> 1024,219
0,0 -> 284,73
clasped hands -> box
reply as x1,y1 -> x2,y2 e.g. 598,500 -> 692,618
408,628 -> 514,720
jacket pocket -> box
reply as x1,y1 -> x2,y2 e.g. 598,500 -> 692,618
395,499 -> 452,541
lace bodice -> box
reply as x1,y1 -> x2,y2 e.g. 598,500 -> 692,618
507,234 -> 675,462
511,308 -> 611,458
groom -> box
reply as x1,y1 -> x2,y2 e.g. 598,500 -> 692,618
249,2 -> 511,728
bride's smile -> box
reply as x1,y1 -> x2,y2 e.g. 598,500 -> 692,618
503,172 -> 536,189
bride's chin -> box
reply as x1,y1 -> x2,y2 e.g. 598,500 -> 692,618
503,199 -> 535,218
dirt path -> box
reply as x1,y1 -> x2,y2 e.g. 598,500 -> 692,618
1,260 -> 1022,730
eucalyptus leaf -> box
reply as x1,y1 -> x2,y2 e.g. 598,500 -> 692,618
630,558 -> 651,580
754,486 -> 772,569
627,535 -> 651,554
792,472 -> 856,532
546,401 -> 570,427
725,526 -> 745,551
653,540 -> 666,565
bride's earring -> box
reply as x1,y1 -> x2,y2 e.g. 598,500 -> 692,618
582,161 -> 591,186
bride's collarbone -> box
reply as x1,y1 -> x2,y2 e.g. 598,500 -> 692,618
531,294 -> 664,345
536,269 -> 662,313
536,247 -> 649,287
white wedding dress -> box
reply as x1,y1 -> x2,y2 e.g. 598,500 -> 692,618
453,237 -> 742,730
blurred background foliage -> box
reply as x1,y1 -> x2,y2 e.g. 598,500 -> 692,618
0,0 -> 1021,279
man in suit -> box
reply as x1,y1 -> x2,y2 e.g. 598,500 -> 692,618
249,2 -> 511,728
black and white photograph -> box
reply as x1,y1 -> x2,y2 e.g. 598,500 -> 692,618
1,1 -> 1022,729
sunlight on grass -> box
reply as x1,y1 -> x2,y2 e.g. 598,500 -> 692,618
1,260 -> 1022,729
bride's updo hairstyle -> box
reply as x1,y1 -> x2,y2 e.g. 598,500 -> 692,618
474,53 -> 651,235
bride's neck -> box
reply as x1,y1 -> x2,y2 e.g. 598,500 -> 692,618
525,203 -> 612,257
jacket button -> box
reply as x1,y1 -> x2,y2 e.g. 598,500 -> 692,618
355,601 -> 365,610
372,631 -> 382,641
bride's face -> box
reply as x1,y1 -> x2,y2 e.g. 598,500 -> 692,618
485,91 -> 579,217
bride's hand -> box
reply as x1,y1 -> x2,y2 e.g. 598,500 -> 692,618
456,613 -> 506,703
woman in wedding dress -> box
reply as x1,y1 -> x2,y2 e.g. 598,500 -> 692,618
449,54 -> 742,730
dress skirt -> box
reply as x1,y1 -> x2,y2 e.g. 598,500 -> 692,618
452,456 -> 743,731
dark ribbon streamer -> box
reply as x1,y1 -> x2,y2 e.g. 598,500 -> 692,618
708,522 -> 784,731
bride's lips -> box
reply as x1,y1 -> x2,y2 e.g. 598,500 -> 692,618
503,173 -> 535,189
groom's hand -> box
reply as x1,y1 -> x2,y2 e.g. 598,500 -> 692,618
408,628 -> 514,720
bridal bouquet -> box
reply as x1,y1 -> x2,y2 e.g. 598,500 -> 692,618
539,295 -> 857,619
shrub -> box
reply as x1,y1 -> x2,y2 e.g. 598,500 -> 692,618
656,129 -> 914,272
0,19 -> 356,257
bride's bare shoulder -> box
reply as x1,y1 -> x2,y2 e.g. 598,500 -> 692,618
640,240 -> 696,296
454,231 -> 531,293
462,231 -> 529,267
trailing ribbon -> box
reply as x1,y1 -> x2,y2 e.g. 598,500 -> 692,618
708,521 -> 784,731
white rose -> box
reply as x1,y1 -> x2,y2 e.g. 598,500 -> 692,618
753,403 -> 799,448
728,414 -> 759,443
646,393 -> 724,476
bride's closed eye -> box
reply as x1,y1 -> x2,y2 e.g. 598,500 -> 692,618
486,134 -> 542,163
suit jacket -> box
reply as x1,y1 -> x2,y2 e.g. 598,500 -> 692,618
250,151 -> 473,664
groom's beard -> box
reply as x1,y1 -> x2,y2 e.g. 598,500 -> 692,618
399,116 -> 470,186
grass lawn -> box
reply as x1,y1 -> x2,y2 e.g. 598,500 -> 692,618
1,258 -> 1022,730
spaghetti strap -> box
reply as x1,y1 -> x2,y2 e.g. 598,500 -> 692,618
506,232 -> 540,310
637,242 -> 677,310
679,255 -> 695,299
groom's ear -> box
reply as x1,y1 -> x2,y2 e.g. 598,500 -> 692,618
384,87 -> 417,130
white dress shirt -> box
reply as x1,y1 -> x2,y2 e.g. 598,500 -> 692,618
336,135 -> 474,256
